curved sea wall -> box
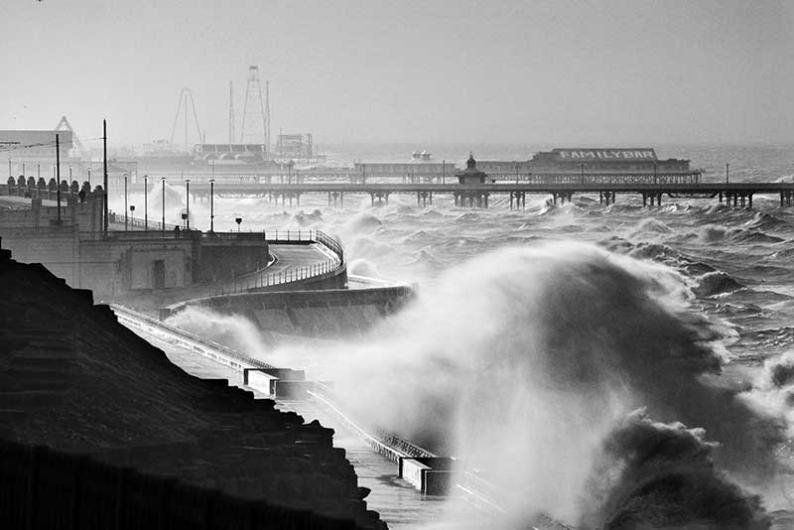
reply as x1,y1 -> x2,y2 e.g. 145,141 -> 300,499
161,285 -> 413,338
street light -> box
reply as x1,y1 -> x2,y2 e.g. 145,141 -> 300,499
143,174 -> 148,231
185,179 -> 190,230
130,205 -> 135,229
161,177 -> 166,235
209,178 -> 215,232
123,173 -> 129,231
235,216 -> 242,232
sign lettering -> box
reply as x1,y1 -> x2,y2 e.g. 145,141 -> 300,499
556,149 -> 657,161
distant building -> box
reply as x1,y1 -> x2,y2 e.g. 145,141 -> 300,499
456,154 -> 489,184
0,130 -> 73,161
353,151 -> 452,181
276,133 -> 313,160
477,148 -> 696,180
0,186 -> 269,299
196,143 -> 269,163
530,148 -> 692,174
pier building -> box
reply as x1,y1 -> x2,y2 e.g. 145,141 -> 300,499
478,147 -> 697,182
276,132 -> 314,160
353,151 -> 453,183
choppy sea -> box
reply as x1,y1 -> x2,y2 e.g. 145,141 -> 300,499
140,143 -> 794,528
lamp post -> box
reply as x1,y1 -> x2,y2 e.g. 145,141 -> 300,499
209,178 -> 215,232
143,174 -> 148,231
124,173 -> 128,231
726,163 -> 730,184
161,177 -> 166,235
55,134 -> 61,225
185,179 -> 190,230
130,205 -> 135,229
235,216 -> 242,233
87,168 -> 91,185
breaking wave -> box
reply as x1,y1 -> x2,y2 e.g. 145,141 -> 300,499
322,242 -> 785,527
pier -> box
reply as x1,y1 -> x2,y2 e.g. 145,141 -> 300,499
173,180 -> 794,209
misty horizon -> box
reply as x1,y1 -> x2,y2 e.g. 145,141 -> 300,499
2,0 -> 793,147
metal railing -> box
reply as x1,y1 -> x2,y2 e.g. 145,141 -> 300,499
112,304 -> 273,370
208,229 -> 345,296
215,257 -> 342,296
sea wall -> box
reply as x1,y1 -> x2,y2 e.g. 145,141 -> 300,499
0,243 -> 386,530
0,440 -> 378,530
162,285 -> 414,337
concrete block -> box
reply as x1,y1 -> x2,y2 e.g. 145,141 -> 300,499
399,457 -> 455,495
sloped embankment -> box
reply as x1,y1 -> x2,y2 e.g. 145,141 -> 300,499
0,245 -> 384,529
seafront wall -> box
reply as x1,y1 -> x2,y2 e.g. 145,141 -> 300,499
0,243 -> 386,530
0,439 -> 375,530
162,285 -> 413,337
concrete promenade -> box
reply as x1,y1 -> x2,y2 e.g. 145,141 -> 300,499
117,307 -> 465,529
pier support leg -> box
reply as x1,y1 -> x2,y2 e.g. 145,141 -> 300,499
719,192 -> 723,203
642,193 -> 647,208
510,192 -> 514,210
748,194 -> 753,209
733,194 -> 738,208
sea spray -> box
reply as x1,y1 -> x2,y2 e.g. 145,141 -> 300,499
165,306 -> 272,353
317,242 -> 784,525
166,242 -> 787,527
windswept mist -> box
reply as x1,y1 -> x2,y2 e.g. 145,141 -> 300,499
179,241 -> 791,528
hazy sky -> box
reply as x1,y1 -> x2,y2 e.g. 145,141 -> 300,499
2,0 -> 792,147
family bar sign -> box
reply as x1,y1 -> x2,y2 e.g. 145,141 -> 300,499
555,149 -> 657,161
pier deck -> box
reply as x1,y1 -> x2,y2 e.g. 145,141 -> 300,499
179,181 -> 794,209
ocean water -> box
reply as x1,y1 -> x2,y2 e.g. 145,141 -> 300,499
147,143 -> 794,528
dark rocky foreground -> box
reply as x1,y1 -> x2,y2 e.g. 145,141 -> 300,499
0,244 -> 385,529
